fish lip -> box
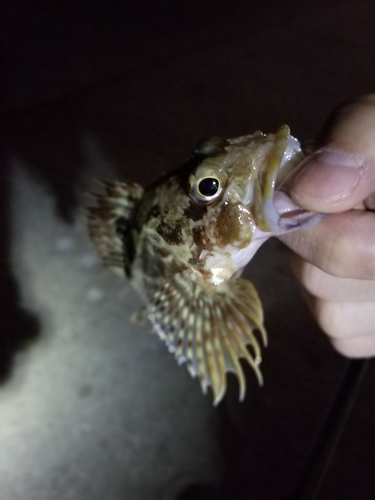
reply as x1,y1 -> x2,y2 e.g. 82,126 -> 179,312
272,191 -> 324,231
246,188 -> 323,234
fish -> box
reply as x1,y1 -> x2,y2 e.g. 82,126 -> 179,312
87,125 -> 321,405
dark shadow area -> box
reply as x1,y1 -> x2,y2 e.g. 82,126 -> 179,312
212,241 -> 344,499
0,148 -> 40,382
177,483 -> 225,500
4,103 -> 87,222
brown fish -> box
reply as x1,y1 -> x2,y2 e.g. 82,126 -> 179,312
87,125 -> 320,405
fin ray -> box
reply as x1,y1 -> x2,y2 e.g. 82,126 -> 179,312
147,271 -> 266,403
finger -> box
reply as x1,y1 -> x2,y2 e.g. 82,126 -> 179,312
302,294 -> 375,353
279,210 -> 375,279
365,192 -> 375,210
306,296 -> 375,339
318,95 -> 375,153
331,335 -> 375,358
291,95 -> 375,213
291,255 -> 375,301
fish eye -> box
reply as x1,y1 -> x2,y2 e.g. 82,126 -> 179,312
191,176 -> 223,203
198,177 -> 219,196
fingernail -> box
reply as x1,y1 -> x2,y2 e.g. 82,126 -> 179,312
292,149 -> 362,204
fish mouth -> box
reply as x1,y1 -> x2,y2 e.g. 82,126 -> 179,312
254,126 -> 323,233
272,191 -> 324,231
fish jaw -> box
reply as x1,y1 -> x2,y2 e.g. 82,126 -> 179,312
250,125 -> 323,235
219,125 -> 318,237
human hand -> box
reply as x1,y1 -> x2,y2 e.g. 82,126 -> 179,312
280,95 -> 375,357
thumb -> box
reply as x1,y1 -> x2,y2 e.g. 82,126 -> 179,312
290,95 -> 375,213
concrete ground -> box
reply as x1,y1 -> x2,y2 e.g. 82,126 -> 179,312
1,1 -> 375,499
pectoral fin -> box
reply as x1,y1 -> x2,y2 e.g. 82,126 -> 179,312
147,271 -> 266,405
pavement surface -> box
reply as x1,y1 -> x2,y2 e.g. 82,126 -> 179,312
1,1 -> 375,499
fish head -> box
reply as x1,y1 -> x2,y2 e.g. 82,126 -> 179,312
184,125 -> 322,283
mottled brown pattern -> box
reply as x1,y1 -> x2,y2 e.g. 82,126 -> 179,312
148,205 -> 161,219
156,220 -> 184,246
192,225 -> 213,250
183,201 -> 207,221
155,247 -> 172,258
213,202 -> 241,246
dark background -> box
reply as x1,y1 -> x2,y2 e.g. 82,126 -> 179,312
1,0 -> 375,499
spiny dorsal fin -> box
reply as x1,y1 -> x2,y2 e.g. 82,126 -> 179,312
147,270 -> 267,405
87,180 -> 143,275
